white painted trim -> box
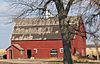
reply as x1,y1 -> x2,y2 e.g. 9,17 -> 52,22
34,48 -> 37,53
60,48 -> 63,53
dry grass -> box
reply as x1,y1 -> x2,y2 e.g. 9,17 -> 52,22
0,49 -> 6,55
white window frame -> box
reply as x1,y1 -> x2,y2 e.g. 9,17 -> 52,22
60,48 -> 63,53
34,48 -> 37,53
50,49 -> 57,54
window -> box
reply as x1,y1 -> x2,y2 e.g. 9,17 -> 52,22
60,48 -> 63,53
34,48 -> 37,53
50,49 -> 58,57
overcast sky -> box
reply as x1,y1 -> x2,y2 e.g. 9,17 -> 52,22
0,0 -> 13,49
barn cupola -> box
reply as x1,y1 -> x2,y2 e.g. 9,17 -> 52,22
44,9 -> 53,19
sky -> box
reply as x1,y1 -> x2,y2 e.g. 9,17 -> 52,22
0,0 -> 13,49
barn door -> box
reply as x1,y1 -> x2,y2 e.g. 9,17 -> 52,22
27,49 -> 31,58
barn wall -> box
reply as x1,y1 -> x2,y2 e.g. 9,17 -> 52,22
12,40 -> 63,59
10,39 -> 86,59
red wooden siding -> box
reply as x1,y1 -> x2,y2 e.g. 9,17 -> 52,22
7,37 -> 86,59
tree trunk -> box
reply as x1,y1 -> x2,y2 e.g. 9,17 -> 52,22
61,32 -> 73,64
53,0 -> 74,64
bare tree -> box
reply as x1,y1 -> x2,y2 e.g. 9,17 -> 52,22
84,0 -> 100,61
7,0 -> 100,64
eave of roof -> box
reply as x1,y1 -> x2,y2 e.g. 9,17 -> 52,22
6,44 -> 24,51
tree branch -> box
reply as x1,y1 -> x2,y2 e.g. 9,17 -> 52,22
65,0 -> 75,15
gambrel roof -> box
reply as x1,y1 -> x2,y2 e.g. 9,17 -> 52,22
11,16 -> 81,40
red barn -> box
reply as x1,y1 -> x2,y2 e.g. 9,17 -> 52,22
6,16 -> 86,59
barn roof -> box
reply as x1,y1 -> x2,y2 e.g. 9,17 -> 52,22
13,44 -> 24,50
11,16 -> 82,40
6,44 -> 24,51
